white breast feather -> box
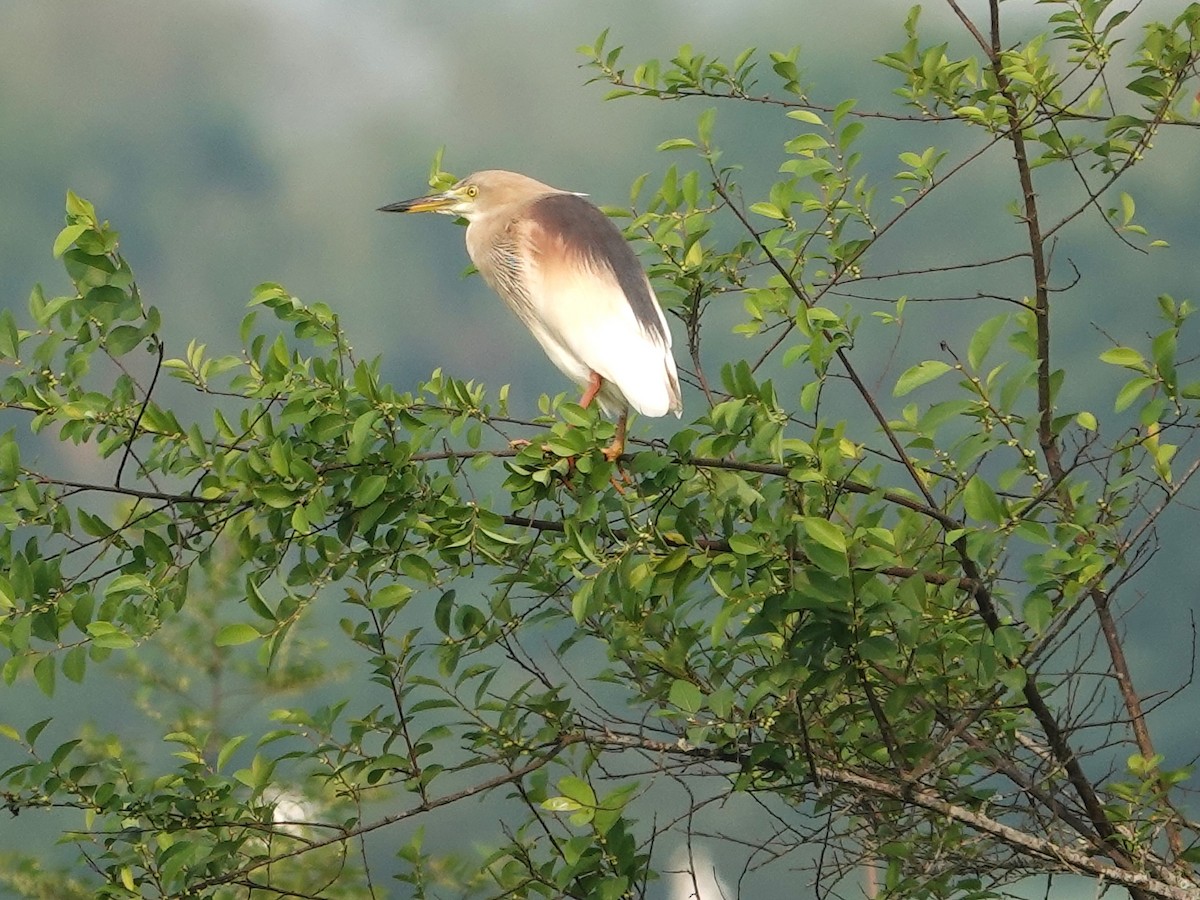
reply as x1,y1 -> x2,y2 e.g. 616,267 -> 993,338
530,257 -> 680,418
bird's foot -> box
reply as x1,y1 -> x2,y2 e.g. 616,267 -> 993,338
601,439 -> 624,463
601,439 -> 633,493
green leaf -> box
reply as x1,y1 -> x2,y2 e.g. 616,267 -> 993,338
62,646 -> 87,684
370,583 -> 414,610
727,533 -> 760,555
669,679 -> 704,714
351,474 -> 387,508
857,636 -> 896,663
1114,376 -> 1154,413
65,190 -> 96,220
786,109 -> 825,125
215,623 -> 261,646
217,734 -> 248,772
802,517 -> 847,554
785,133 -> 831,153
692,109 -> 716,146
0,309 -> 19,360
105,325 -> 145,356
348,411 -> 380,463
1024,594 -> 1053,635
962,475 -> 1004,524
542,796 -> 583,813
968,314 -> 1008,371
992,625 -> 1024,660
1119,191 -> 1135,226
399,554 -> 438,585
52,224 -> 88,258
894,360 -> 952,396
86,621 -> 137,650
25,718 -> 52,747
1126,74 -> 1168,98
33,655 -> 56,697
657,137 -> 697,151
556,776 -> 596,809
434,590 -> 455,635
593,783 -> 637,835
749,202 -> 786,220
1099,347 -> 1145,368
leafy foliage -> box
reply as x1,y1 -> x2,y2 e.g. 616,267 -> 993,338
3,3 -> 1200,898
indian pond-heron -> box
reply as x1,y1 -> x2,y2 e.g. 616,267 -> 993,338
380,170 -> 682,460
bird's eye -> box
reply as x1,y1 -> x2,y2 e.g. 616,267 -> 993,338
465,185 -> 479,198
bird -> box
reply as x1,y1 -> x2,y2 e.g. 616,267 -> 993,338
380,170 -> 682,461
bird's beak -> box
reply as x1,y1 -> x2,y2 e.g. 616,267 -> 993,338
378,190 -> 457,214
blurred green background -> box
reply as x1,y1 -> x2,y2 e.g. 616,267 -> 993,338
1,2 -> 1198,897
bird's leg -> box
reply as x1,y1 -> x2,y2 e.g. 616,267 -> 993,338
578,373 -> 627,472
602,411 -> 627,463
579,371 -> 603,410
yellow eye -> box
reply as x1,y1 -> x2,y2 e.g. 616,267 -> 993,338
465,184 -> 479,198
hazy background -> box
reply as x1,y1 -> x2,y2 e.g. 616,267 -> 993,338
1,2 -> 1197,897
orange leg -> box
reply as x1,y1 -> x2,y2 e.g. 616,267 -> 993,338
602,411 -> 627,463
579,371 -> 603,409
579,373 -> 626,466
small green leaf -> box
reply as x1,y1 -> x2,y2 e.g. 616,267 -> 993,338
65,190 -> 96,220
399,554 -> 438,585
968,314 -> 1008,371
657,138 -> 697,151
1114,376 -> 1154,413
86,621 -> 137,650
894,360 -> 952,396
217,734 -> 248,772
1099,347 -> 1144,368
727,533 -> 760,555
62,646 -> 87,684
542,796 -> 583,813
1075,410 -> 1097,431
963,475 -> 1004,524
0,309 -> 19,360
857,635 -> 896,663
434,590 -> 455,635
803,517 -> 846,554
33,655 -> 56,697
669,679 -> 704,714
786,109 -> 825,125
785,133 -> 830,153
370,583 -> 414,610
1024,594 -> 1053,635
556,776 -> 596,809
215,623 -> 260,646
53,224 -> 88,258
697,108 -> 717,146
749,202 -> 786,220
1119,191 -> 1135,226
348,411 -> 380,463
351,474 -> 387,508
105,325 -> 145,356
992,625 -> 1024,660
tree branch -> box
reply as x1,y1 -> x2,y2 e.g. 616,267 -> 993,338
586,730 -> 1199,900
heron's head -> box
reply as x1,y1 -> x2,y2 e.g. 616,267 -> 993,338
379,170 -> 568,223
